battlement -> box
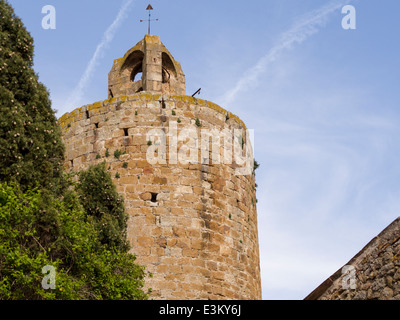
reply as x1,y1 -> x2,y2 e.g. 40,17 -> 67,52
58,93 -> 247,131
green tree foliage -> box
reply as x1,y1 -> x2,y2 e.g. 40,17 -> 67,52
0,182 -> 149,300
0,1 -> 149,300
0,0 -> 65,193
77,162 -> 129,252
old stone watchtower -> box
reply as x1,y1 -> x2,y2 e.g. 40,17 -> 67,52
59,34 -> 261,300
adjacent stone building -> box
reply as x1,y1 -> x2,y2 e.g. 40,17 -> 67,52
305,217 -> 400,300
58,35 -> 261,300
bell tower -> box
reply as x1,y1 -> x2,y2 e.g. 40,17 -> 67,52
60,30 -> 261,299
108,35 -> 186,98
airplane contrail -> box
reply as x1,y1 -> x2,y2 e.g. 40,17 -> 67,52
220,0 -> 352,107
62,0 -> 135,114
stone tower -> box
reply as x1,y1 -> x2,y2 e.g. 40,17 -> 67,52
59,35 -> 261,300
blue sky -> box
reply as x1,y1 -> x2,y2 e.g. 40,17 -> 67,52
7,0 -> 400,299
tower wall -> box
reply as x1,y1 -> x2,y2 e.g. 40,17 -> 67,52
59,93 -> 261,300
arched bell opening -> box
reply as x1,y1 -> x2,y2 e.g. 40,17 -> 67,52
162,52 -> 177,83
120,50 -> 144,82
131,63 -> 143,82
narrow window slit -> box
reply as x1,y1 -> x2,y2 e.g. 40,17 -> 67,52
123,128 -> 129,136
151,193 -> 158,203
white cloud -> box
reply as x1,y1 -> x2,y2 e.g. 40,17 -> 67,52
60,0 -> 135,115
219,0 -> 351,107
251,85 -> 398,299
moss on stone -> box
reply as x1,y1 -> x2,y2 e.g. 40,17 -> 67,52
139,93 -> 153,102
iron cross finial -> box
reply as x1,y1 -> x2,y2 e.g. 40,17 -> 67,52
140,4 -> 158,35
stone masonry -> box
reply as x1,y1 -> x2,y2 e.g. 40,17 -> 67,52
58,35 -> 261,300
305,217 -> 400,300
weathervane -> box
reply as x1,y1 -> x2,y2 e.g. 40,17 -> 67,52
140,4 -> 158,35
